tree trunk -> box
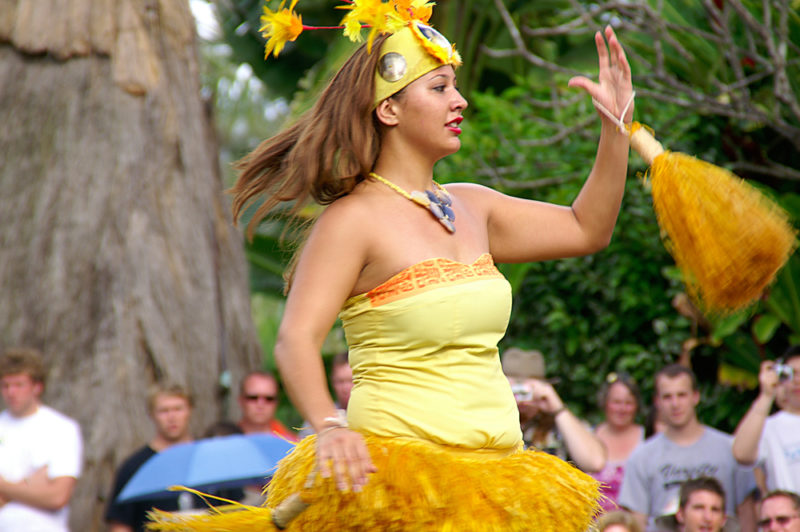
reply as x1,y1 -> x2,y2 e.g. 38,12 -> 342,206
0,1 -> 262,530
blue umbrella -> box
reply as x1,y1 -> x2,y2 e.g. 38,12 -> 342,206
116,433 -> 294,502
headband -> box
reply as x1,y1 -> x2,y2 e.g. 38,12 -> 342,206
259,0 -> 462,107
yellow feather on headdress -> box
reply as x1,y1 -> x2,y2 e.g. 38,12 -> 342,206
337,0 -> 406,52
394,0 -> 435,23
259,0 -> 303,58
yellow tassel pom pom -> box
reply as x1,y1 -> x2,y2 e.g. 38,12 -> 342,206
147,435 -> 601,531
631,123 -> 797,314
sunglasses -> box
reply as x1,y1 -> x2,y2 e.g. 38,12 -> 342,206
244,394 -> 277,403
757,514 -> 799,529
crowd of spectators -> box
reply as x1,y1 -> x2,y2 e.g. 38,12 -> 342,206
499,345 -> 800,532
1,343 -> 797,531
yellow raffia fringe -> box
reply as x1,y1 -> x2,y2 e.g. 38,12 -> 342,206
148,435 -> 601,531
631,123 -> 797,314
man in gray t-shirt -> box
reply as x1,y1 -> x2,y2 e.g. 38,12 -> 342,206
618,364 -> 757,532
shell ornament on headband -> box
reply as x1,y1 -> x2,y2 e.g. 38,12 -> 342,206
259,0 -> 461,66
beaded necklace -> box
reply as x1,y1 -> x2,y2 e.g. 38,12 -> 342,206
369,172 -> 456,233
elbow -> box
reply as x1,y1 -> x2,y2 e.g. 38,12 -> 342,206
583,454 -> 606,474
577,457 -> 605,474
273,336 -> 292,374
573,446 -> 606,473
587,232 -> 613,254
731,443 -> 757,466
45,491 -> 72,511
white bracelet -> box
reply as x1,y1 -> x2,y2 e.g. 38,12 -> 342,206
317,425 -> 348,438
591,90 -> 636,133
317,410 -> 348,437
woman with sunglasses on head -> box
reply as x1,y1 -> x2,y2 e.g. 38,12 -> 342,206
592,373 -> 646,514
151,2 -> 634,530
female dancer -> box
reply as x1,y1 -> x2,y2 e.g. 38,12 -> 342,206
154,4 -> 634,530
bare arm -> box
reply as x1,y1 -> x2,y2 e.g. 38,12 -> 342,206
0,467 -> 76,511
109,524 -> 135,532
476,26 -> 633,263
274,201 -> 376,491
732,360 -> 778,465
529,381 -> 606,472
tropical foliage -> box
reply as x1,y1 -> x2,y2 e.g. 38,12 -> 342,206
201,0 -> 800,431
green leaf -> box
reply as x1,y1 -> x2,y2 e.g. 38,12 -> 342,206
752,314 -> 782,344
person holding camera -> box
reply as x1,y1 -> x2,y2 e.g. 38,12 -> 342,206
501,347 -> 606,473
733,346 -> 800,492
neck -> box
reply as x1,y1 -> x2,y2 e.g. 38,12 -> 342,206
600,420 -> 637,434
373,143 -> 436,191
665,417 -> 704,444
239,419 -> 271,434
12,401 -> 41,418
151,433 -> 192,452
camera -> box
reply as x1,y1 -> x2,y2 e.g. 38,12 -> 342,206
511,382 -> 533,401
774,359 -> 794,382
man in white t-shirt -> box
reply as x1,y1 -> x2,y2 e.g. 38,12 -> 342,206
0,347 -> 83,532
733,346 -> 800,492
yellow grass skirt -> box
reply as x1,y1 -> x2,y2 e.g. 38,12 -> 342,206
149,434 -> 601,531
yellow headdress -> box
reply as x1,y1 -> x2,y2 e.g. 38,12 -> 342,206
259,0 -> 462,107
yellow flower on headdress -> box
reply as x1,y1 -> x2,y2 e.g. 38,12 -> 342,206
394,0 -> 434,24
338,0 -> 405,52
410,21 -> 462,65
259,0 -> 304,58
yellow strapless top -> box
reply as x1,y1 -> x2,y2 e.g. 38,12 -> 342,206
339,253 -> 523,451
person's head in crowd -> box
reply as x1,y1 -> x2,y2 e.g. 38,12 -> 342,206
501,347 -> 548,422
0,347 -> 47,418
238,371 -> 280,433
758,491 -> 800,532
596,509 -> 644,532
654,364 -> 700,432
147,382 -> 194,449
675,476 -> 727,532
330,351 -> 353,410
598,372 -> 640,430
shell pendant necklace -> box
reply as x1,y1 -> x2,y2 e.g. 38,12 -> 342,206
369,172 -> 456,233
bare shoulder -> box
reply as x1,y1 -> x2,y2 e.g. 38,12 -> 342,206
442,182 -> 501,215
315,191 -> 373,227
444,181 -> 498,200
289,193 -> 377,302
307,193 -> 377,258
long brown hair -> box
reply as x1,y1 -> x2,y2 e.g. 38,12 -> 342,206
230,34 -> 391,239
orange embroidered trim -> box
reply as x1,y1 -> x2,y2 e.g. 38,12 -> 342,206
366,254 -> 501,307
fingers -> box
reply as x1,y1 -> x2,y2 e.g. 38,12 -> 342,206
759,360 -> 779,395
567,75 -> 593,93
316,429 -> 375,493
595,29 -> 609,68
605,26 -> 632,81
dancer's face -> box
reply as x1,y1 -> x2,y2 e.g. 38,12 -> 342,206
385,66 -> 468,160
